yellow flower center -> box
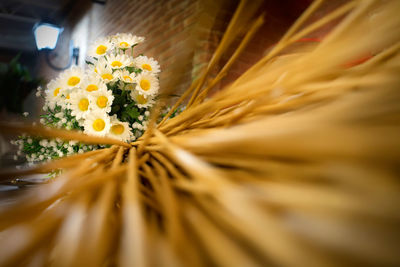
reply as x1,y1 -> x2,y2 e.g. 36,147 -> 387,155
92,119 -> 105,131
111,124 -> 124,135
123,76 -> 132,82
119,42 -> 129,48
136,94 -> 148,104
96,95 -> 108,108
67,76 -> 80,87
66,94 -> 70,100
86,84 -> 98,92
142,64 -> 152,71
94,68 -> 98,73
140,79 -> 151,91
78,98 -> 89,111
53,87 -> 61,97
101,74 -> 113,81
96,45 -> 107,55
111,61 -> 123,68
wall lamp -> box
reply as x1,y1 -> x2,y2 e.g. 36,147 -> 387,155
33,22 -> 79,71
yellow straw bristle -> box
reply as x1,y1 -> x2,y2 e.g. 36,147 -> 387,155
1,0 -> 400,266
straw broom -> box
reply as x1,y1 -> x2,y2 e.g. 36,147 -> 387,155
1,0 -> 400,266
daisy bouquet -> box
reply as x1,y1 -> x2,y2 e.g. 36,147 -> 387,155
13,33 -> 161,164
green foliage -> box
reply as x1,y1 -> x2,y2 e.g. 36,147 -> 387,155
126,66 -> 142,74
0,54 -> 42,113
108,81 -> 146,124
40,105 -> 82,130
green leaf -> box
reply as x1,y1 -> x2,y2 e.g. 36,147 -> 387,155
126,108 -> 140,119
111,105 -> 120,113
126,66 -> 135,73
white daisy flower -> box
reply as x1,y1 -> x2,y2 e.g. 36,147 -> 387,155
69,90 -> 91,120
118,70 -> 135,84
90,56 -> 108,74
106,54 -> 132,69
56,86 -> 75,109
134,56 -> 160,74
113,33 -> 144,49
59,66 -> 84,89
86,62 -> 99,75
69,140 -> 78,145
80,74 -> 107,93
130,91 -> 155,108
108,118 -> 132,142
106,34 -> 117,43
132,122 -> 144,130
96,61 -> 117,83
84,110 -> 111,137
134,72 -> 159,96
60,86 -> 74,102
89,89 -> 114,113
88,37 -> 113,57
58,97 -> 71,110
35,86 -> 43,97
44,78 -> 63,109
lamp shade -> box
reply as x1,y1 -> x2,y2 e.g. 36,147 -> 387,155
33,23 -> 63,50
